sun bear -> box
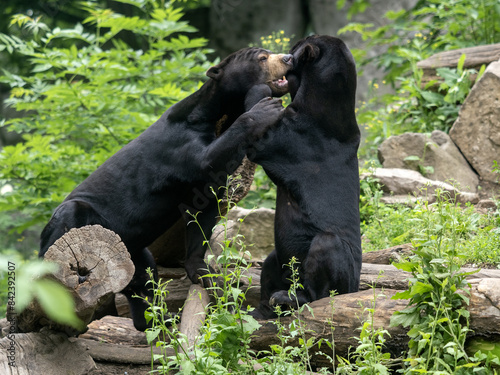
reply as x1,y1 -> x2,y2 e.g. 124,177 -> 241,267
248,35 -> 362,319
39,47 -> 293,330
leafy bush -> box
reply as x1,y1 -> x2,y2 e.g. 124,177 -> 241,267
0,0 -> 212,234
340,0 -> 500,158
360,182 -> 500,267
390,189 -> 500,373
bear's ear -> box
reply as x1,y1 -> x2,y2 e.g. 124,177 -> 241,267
303,44 -> 320,62
206,66 -> 223,80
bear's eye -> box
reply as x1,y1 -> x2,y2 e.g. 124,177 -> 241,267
258,55 -> 268,62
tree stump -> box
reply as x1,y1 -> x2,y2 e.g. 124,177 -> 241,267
17,225 -> 134,333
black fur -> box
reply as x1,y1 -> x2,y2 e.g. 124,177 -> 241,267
40,47 -> 291,330
249,36 -> 362,319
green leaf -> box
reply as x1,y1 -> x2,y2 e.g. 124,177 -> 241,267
390,310 -> 419,328
393,262 -> 418,272
457,53 -> 466,72
33,279 -> 84,329
392,290 -> 411,300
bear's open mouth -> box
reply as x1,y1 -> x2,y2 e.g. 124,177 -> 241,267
269,76 -> 289,93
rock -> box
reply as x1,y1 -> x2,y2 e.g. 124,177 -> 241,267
379,195 -> 419,205
449,59 -> 500,183
362,168 -> 479,204
226,207 -> 275,260
476,199 -> 497,210
378,130 -> 479,192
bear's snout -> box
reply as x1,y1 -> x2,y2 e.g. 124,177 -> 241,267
281,54 -> 293,65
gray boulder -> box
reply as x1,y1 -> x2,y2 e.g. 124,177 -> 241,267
208,207 -> 275,264
362,168 -> 479,204
378,130 -> 479,192
227,207 -> 275,260
449,59 -> 500,183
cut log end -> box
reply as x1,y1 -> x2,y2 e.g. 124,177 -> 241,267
18,225 -> 134,333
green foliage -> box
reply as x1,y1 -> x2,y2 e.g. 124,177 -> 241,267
0,0 -> 212,233
0,254 -> 84,329
144,179 -> 262,374
240,166 -> 277,209
340,0 -> 499,158
260,257 -> 321,373
388,189 -> 498,373
360,182 -> 500,268
256,30 -> 293,54
337,280 -> 393,374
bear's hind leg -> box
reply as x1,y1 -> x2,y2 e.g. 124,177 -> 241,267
251,249 -> 291,319
303,232 -> 361,301
122,247 -> 158,331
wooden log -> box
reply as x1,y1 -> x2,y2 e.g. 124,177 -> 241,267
417,43 -> 500,70
362,243 -> 413,265
3,277 -> 500,373
17,225 -> 134,333
179,284 -> 210,349
250,279 -> 500,368
115,266 -> 262,319
0,330 -> 96,375
79,315 -> 147,345
114,263 -> 500,319
77,337 -> 168,364
416,43 -> 500,88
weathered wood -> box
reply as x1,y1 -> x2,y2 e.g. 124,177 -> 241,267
417,43 -> 500,70
17,225 -> 134,333
77,337 -> 167,365
250,279 -> 500,368
180,284 -> 210,349
417,43 -> 500,88
0,330 -> 96,375
115,265 -> 262,318
3,275 -> 500,373
79,316 -> 147,345
114,263 -> 500,319
362,243 -> 413,265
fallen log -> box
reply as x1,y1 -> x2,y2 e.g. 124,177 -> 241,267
416,43 -> 500,88
178,284 -> 210,371
79,315 -> 148,345
3,274 -> 499,373
362,243 -> 413,265
17,225 -> 134,333
114,262 -> 500,319
0,329 -> 96,375
179,284 -> 210,349
250,278 -> 500,368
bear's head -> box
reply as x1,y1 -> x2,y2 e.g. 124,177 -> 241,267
287,35 -> 357,107
206,47 -> 293,98
286,35 -> 358,140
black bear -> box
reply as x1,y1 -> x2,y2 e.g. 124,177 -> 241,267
39,47 -> 292,330
248,35 -> 362,319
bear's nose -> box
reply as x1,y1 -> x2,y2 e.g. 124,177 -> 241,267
282,54 -> 293,65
